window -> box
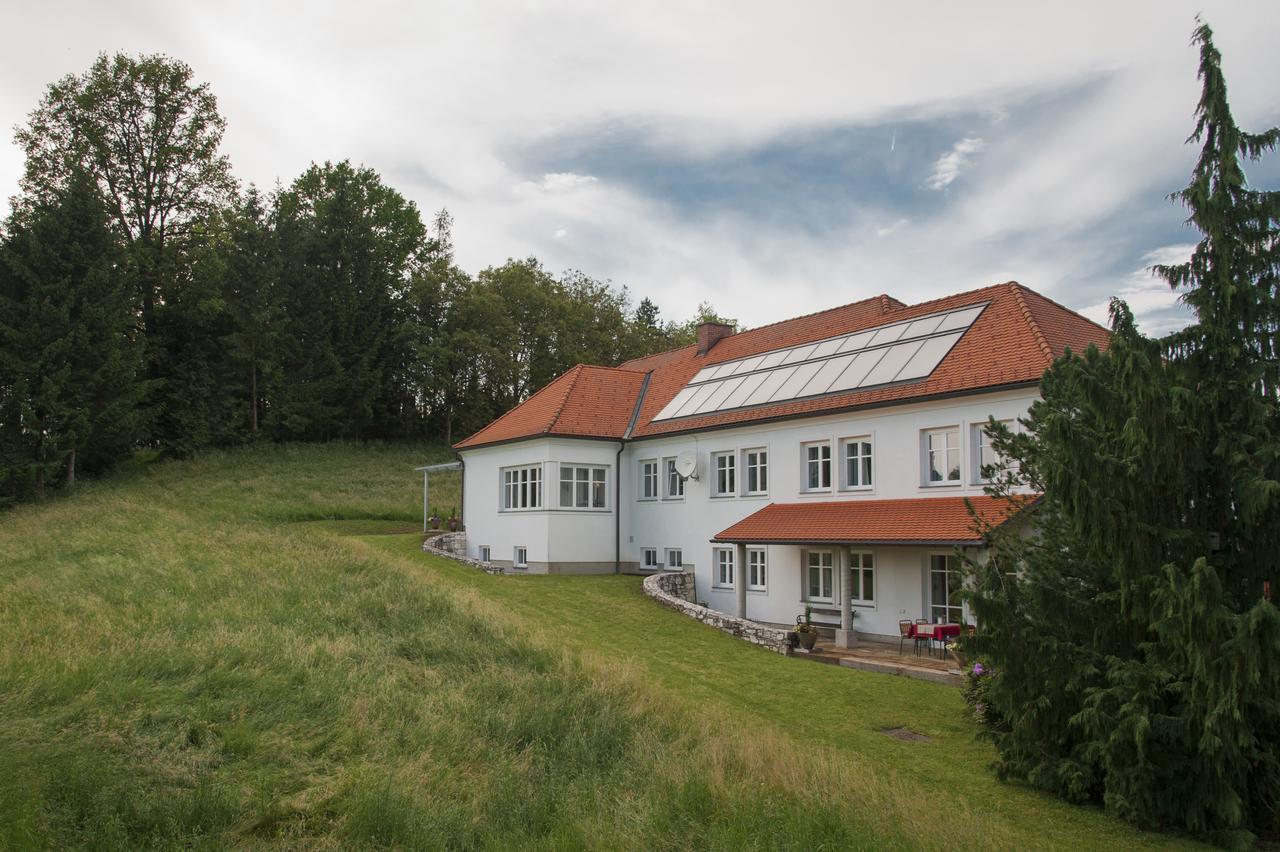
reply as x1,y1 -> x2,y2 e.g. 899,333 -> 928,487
513,546 -> 528,568
929,554 -> 964,623
639,459 -> 659,500
747,548 -> 767,590
973,420 -> 1016,483
924,427 -> 961,484
560,464 -> 608,509
743,448 -> 768,495
663,457 -> 685,499
501,464 -> 543,510
713,548 -> 735,587
712,451 -> 736,497
641,547 -> 660,570
805,551 -> 834,601
849,551 -> 874,604
479,545 -> 491,563
842,437 -> 873,489
665,548 -> 683,570
803,441 -> 832,491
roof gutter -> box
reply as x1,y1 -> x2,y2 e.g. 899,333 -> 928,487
615,370 -> 653,574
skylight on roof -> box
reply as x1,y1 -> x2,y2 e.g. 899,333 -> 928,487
652,303 -> 987,421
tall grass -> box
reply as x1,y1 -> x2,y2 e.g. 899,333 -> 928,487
0,443 -> 1199,849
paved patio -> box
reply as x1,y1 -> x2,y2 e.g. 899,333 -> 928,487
797,636 -> 965,686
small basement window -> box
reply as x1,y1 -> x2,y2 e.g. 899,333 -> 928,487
513,546 -> 528,568
641,547 -> 659,570
665,548 -> 683,570
479,545 -> 491,563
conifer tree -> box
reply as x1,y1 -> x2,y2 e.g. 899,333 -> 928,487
964,21 -> 1279,846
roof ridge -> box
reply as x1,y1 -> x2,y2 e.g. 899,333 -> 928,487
1007,282 -> 1055,363
727,292 -> 896,337
1012,282 -> 1113,338
542,364 -> 585,435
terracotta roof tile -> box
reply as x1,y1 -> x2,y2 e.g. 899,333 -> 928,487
712,495 -> 1038,545
454,282 -> 1111,450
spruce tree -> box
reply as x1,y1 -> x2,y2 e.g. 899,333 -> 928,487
965,21 -> 1279,846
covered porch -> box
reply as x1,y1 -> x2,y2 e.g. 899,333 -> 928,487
712,494 -> 1035,651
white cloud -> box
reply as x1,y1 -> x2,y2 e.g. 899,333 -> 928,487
925,137 -> 985,190
536,172 -> 599,192
553,227 -> 568,239
875,218 -> 909,237
1080,244 -> 1195,334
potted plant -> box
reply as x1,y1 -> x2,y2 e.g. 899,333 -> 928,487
447,507 -> 461,532
428,507 -> 442,530
793,606 -> 819,651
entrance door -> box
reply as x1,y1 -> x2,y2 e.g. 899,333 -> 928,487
928,554 -> 964,623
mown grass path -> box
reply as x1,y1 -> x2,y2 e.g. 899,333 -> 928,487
0,444 -> 1200,850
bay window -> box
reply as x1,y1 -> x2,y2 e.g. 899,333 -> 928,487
559,464 -> 608,509
501,464 -> 543,510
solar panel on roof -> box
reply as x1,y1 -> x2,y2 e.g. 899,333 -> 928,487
649,302 -> 987,421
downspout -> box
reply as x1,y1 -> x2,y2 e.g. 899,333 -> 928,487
616,371 -> 654,574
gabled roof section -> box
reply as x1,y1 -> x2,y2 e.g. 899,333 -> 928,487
712,495 -> 1039,545
454,364 -> 648,449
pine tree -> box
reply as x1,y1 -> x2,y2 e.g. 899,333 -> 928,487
964,21 -> 1280,846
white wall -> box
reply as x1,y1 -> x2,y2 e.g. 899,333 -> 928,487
460,386 -> 1035,620
460,437 -> 621,572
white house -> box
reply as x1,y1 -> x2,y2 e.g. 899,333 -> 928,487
452,281 -> 1109,644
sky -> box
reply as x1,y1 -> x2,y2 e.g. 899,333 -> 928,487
1,2 -> 1278,336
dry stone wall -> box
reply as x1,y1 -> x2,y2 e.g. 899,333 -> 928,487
422,532 -> 505,574
643,571 -> 794,655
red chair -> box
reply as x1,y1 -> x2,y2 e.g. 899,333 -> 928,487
897,620 -> 913,654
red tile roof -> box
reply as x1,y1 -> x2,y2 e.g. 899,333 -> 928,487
712,495 -> 1039,545
454,281 -> 1109,450
454,365 -> 647,449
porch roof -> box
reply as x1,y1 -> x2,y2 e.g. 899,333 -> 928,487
711,494 -> 1038,546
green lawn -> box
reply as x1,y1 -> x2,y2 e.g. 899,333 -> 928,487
0,443 -> 1200,849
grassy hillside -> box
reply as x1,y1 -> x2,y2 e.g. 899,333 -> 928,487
0,444 -> 1198,850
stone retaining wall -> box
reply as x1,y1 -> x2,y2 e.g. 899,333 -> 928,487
422,532 -> 505,574
643,571 -> 793,655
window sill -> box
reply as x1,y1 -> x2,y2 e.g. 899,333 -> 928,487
709,494 -> 736,500
839,486 -> 874,494
660,496 -> 686,503
747,587 -> 768,594
741,491 -> 769,499
919,482 -> 963,489
798,489 -> 834,497
637,497 -> 659,503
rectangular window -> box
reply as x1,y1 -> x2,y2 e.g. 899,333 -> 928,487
842,437 -> 873,489
665,548 -> 683,570
924,428 -> 961,484
747,548 -> 767,590
479,545 -> 491,563
929,554 -> 963,623
559,464 -> 608,509
805,551 -> 834,601
712,451 -> 736,497
714,547 -> 735,587
663,457 -> 685,499
804,441 -> 832,491
513,546 -> 528,568
501,464 -> 543,510
639,459 -> 659,500
743,448 -> 768,495
849,551 -> 874,603
641,547 -> 659,570
973,420 -> 1016,483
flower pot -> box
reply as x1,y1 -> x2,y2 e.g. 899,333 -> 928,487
447,518 -> 460,532
796,630 -> 818,651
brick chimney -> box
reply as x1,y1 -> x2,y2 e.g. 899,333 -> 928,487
696,321 -> 736,355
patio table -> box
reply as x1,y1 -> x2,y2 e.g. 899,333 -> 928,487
909,623 -> 961,657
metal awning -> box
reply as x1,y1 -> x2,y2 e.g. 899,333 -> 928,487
416,461 -> 463,533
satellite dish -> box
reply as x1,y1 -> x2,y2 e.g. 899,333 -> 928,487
675,450 -> 699,481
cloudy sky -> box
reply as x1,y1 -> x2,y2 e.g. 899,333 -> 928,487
2,2 -> 1278,335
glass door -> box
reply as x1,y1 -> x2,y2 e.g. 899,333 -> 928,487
929,554 -> 963,623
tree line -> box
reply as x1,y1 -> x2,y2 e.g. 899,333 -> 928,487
0,53 -> 729,504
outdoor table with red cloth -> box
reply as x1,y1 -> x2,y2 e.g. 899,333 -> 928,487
908,623 -> 962,641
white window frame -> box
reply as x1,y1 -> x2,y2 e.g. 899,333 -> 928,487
840,436 -> 874,491
742,447 -> 768,496
713,547 -> 735,588
804,550 -> 834,602
664,548 -> 684,570
640,547 -> 660,570
501,463 -> 544,511
848,550 -> 875,606
662,456 -> 685,500
513,546 -> 528,568
802,440 -> 833,492
972,419 -> 1017,484
559,463 -> 609,510
478,545 -> 491,563
711,450 -> 736,498
928,552 -> 965,623
747,547 -> 768,591
922,427 -> 962,486
639,458 -> 659,501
